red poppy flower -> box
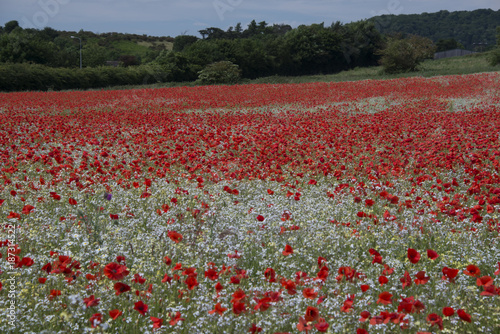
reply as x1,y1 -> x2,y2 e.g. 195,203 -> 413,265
254,297 -> 272,312
400,271 -> 412,290
264,267 -> 276,282
132,273 -> 146,284
22,205 -> 35,215
109,309 -> 122,320
463,264 -> 481,277
114,282 -> 131,295
282,244 -> 293,256
134,300 -> 148,316
360,284 -> 370,292
369,248 -> 383,264
215,282 -> 224,294
69,198 -> 77,205
442,267 -> 459,283
15,257 -> 34,268
103,262 -> 129,280
150,316 -> 163,329
476,275 -> 493,287
377,291 -> 393,305
357,329 -> 368,334
109,214 -> 119,220
365,199 -> 374,207
50,192 -> 61,200
184,276 -> 199,290
457,309 -> 472,322
315,318 -> 329,332
7,212 -> 20,219
414,271 -> 430,285
304,306 -> 319,322
83,295 -> 100,308
297,316 -> 312,333
495,262 -> 500,276
256,215 -> 265,222
378,275 -> 388,286
232,301 -> 246,315
340,295 -> 355,313
49,289 -> 61,299
282,279 -> 297,295
426,313 -> 443,330
248,323 -> 262,333
209,302 -> 228,315
442,307 -> 454,317
231,289 -> 246,303
169,311 -> 184,326
205,268 -> 219,281
407,248 -> 421,264
168,230 -> 183,243
302,287 -> 318,300
38,277 -> 47,284
427,249 -> 439,260
161,273 -> 172,284
89,313 -> 102,328
359,311 -> 371,322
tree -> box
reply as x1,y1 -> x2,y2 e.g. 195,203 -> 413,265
489,26 -> 500,65
436,38 -> 464,52
235,23 -> 243,34
379,35 -> 436,73
4,20 -> 20,34
197,61 -> 241,85
283,23 -> 345,75
156,51 -> 198,82
173,35 -> 198,52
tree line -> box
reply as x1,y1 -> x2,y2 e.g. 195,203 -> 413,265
1,9 -> 499,91
369,9 -> 500,51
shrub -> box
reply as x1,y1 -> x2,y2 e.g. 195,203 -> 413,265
490,27 -> 500,66
379,35 -> 436,74
197,61 -> 241,85
489,48 -> 500,66
0,63 -> 171,92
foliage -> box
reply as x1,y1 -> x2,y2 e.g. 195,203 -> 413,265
369,9 -> 500,50
436,38 -> 465,52
0,23 -> 173,69
155,51 -> 199,82
379,35 -> 436,73
197,61 -> 241,85
0,63 -> 168,91
173,35 -> 199,52
490,27 -> 500,66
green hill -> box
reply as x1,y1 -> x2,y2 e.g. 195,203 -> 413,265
369,8 -> 500,50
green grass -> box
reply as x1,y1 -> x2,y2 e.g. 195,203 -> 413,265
111,40 -> 152,59
247,51 -> 500,85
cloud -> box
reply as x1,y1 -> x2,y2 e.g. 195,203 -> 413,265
1,0 -> 499,36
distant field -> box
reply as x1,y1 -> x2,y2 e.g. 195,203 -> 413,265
137,40 -> 173,51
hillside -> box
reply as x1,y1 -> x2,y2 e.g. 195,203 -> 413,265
0,21 -> 173,67
369,8 -> 500,50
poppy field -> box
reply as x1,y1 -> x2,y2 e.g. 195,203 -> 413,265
0,72 -> 500,333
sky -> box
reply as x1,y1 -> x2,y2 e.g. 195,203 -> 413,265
1,0 -> 499,37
